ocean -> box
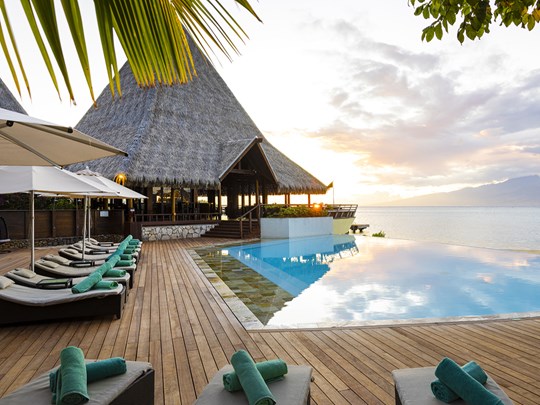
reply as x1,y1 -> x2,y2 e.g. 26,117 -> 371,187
356,206 -> 540,251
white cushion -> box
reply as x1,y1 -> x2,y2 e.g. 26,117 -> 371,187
0,276 -> 14,289
37,260 -> 59,269
13,268 -> 37,279
43,255 -> 71,265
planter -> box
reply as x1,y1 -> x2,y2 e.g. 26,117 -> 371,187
260,217 -> 333,239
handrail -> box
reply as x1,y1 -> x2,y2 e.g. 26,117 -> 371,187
237,204 -> 261,239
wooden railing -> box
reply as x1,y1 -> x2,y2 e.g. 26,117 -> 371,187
134,212 -> 220,222
326,204 -> 358,219
237,204 -> 261,239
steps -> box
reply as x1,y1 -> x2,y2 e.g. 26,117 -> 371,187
202,220 -> 260,239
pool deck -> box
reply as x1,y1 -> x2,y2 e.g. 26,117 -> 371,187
1,238 -> 539,404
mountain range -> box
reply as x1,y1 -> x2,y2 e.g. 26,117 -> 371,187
379,175 -> 540,206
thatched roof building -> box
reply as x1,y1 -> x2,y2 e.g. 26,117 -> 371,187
71,47 -> 327,196
0,79 -> 27,113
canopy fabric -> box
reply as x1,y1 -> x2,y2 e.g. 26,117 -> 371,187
74,169 -> 146,199
0,166 -> 106,195
0,108 -> 127,166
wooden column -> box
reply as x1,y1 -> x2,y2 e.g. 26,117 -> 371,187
171,187 -> 176,221
146,187 -> 154,214
218,186 -> 222,220
160,187 -> 165,215
307,194 -> 311,207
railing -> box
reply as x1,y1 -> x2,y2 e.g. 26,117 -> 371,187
237,204 -> 261,239
134,212 -> 220,223
326,204 -> 358,219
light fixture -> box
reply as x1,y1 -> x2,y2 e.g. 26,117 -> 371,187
114,173 -> 127,185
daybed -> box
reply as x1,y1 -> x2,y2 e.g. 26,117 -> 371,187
5,270 -> 131,299
59,247 -> 138,263
0,360 -> 154,405
195,365 -> 313,404
35,259 -> 135,288
0,281 -> 125,325
392,367 -> 514,405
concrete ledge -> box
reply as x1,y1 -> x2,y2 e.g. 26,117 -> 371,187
260,217 -> 332,238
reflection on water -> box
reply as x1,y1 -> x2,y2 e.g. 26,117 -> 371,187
223,236 -> 540,327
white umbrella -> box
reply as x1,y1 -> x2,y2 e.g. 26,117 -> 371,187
73,169 -> 146,243
0,108 -> 127,166
0,166 -> 107,270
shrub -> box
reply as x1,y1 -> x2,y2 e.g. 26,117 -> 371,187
265,205 -> 328,218
372,230 -> 386,238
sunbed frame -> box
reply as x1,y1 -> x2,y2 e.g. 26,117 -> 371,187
0,286 -> 125,326
35,264 -> 135,289
110,368 -> 155,405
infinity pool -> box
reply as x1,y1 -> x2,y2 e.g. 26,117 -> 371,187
194,235 -> 540,328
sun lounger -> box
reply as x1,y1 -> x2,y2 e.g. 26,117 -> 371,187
87,237 -> 142,248
0,360 -> 154,405
195,365 -> 313,404
43,254 -> 136,270
392,367 -> 514,405
59,248 -> 138,263
72,241 -> 141,254
68,244 -> 140,260
5,270 -> 131,298
0,281 -> 125,325
35,259 -> 135,288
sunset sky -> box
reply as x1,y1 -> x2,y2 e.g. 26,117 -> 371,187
2,1 -> 540,204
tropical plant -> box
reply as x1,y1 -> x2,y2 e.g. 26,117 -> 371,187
0,0 -> 260,103
265,205 -> 328,218
372,230 -> 386,238
409,0 -> 540,43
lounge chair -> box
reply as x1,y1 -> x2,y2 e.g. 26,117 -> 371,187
42,254 -> 136,271
0,279 -> 125,325
72,241 -> 141,254
0,216 -> 10,253
59,248 -> 138,263
5,270 -> 131,296
35,258 -> 135,288
0,360 -> 154,405
194,365 -> 313,404
87,237 -> 142,248
392,367 -> 514,405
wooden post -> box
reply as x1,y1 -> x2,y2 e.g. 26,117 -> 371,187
218,186 -> 222,220
146,187 -> 154,214
171,187 -> 176,221
307,194 -> 311,207
160,187 -> 165,215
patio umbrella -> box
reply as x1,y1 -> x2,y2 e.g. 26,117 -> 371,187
73,169 -> 146,241
0,166 -> 107,270
0,108 -> 127,166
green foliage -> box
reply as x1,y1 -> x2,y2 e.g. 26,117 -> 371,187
372,230 -> 386,238
265,205 -> 328,218
0,194 -> 76,210
409,0 -> 540,43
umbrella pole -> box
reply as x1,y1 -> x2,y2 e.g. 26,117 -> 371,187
82,196 -> 87,261
30,190 -> 35,272
87,198 -> 91,240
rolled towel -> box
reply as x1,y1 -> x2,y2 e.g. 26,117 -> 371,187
435,358 -> 503,405
114,259 -> 134,267
431,361 -> 488,403
123,235 -> 133,243
128,239 -> 140,245
72,272 -> 102,294
55,346 -> 88,405
93,262 -> 112,277
50,357 -> 127,394
104,268 -> 126,278
92,280 -> 118,290
123,248 -> 137,254
224,359 -> 288,392
106,255 -> 121,268
231,350 -> 276,405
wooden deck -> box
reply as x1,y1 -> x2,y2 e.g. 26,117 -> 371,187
1,239 -> 539,404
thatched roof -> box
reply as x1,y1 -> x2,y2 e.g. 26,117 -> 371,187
0,79 -> 27,114
71,47 -> 327,195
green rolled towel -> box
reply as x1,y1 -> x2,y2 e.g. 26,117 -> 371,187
104,268 -> 126,278
128,239 -> 140,245
119,254 -> 133,261
230,350 -> 276,405
93,262 -> 112,277
123,235 -> 133,243
72,272 -> 102,294
224,359 -> 288,392
55,346 -> 88,405
106,255 -> 120,268
50,357 -> 127,395
431,361 -> 488,403
435,358 -> 503,405
117,242 -> 129,250
114,259 -> 134,267
109,252 -> 132,261
92,280 -> 118,290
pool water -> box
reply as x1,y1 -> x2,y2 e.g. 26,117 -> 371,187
195,235 -> 540,328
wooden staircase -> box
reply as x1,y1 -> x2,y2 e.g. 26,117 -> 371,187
202,220 -> 260,239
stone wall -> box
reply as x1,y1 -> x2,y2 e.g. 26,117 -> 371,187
142,224 -> 216,241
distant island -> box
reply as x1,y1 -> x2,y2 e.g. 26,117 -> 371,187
378,175 -> 540,206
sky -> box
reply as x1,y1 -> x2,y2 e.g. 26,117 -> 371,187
2,1 -> 540,205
